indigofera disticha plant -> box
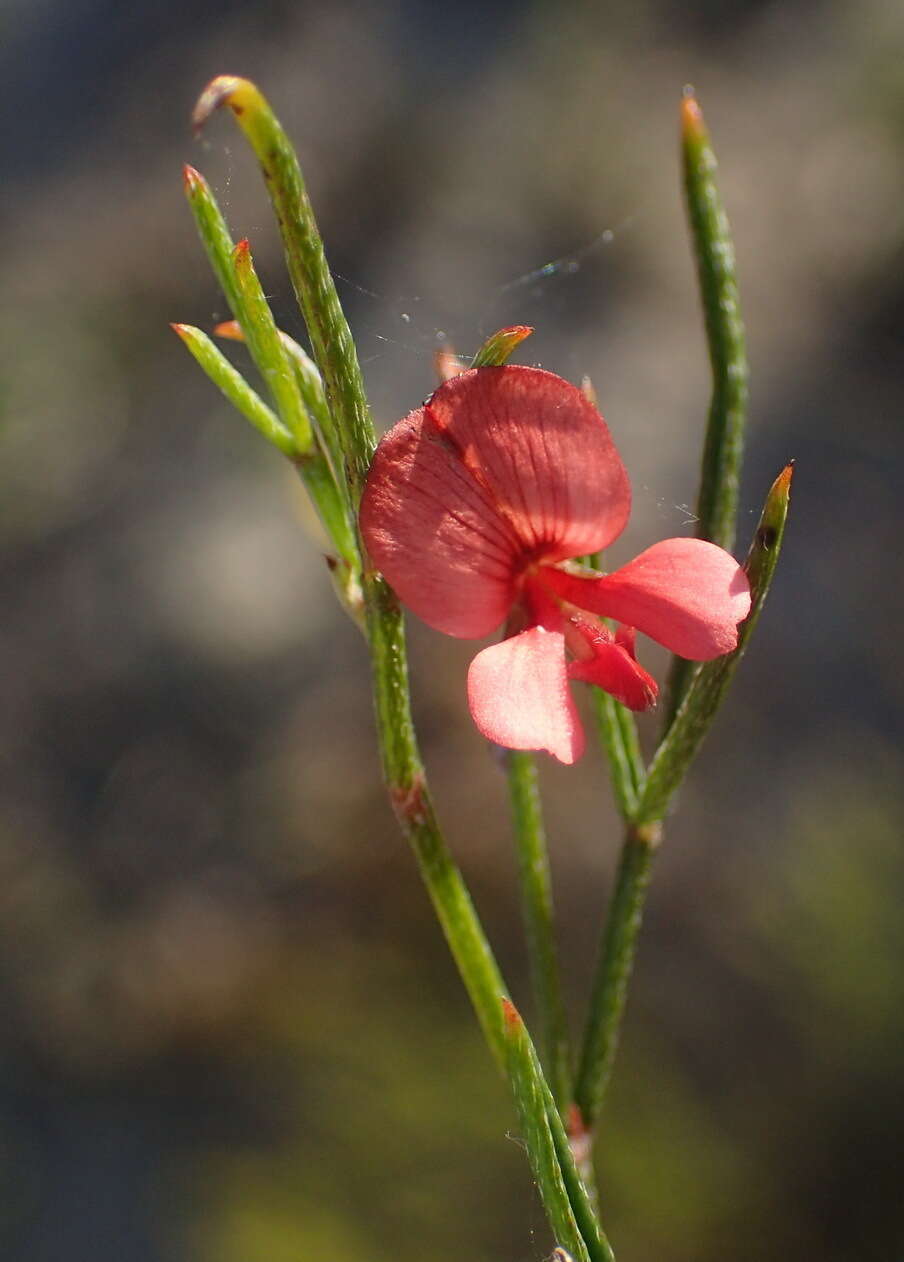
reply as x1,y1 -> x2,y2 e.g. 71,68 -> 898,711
174,74 -> 792,1261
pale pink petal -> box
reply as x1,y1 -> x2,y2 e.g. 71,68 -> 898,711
360,407 -> 520,638
467,627 -> 585,764
424,366 -> 630,562
542,539 -> 751,660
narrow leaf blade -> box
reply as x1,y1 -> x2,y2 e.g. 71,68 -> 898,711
171,323 -> 294,456
469,325 -> 534,368
664,92 -> 749,724
503,1001 -> 592,1262
232,238 -> 313,452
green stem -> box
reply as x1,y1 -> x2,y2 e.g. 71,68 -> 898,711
591,690 -> 643,820
573,822 -> 660,1131
504,1000 -> 615,1262
664,91 -> 749,726
366,575 -> 509,1067
506,751 -> 572,1112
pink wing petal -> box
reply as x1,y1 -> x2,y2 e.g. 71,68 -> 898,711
425,366 -> 631,562
467,627 -> 585,764
543,539 -> 752,660
360,407 -> 520,638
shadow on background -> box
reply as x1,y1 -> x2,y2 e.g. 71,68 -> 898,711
1,1 -> 902,1259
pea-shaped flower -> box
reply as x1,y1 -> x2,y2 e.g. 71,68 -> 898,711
360,366 -> 750,764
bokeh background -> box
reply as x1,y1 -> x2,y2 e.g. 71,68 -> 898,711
2,1 -> 902,1259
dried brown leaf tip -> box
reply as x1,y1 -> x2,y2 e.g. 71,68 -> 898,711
192,74 -> 251,134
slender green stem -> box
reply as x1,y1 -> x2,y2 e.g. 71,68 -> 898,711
503,1000 -> 592,1262
366,575 -> 509,1067
506,751 -> 572,1112
664,91 -> 749,726
591,690 -> 643,820
504,1000 -> 615,1262
573,822 -> 660,1131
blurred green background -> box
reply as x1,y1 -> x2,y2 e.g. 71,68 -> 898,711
1,1 -> 902,1259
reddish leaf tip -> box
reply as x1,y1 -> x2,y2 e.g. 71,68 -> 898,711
680,89 -> 706,139
232,238 -> 252,264
182,163 -> 203,193
501,997 -> 521,1030
170,322 -> 192,340
213,319 -> 244,342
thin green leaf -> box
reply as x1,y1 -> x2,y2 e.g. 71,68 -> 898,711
172,323 -> 294,456
664,92 -> 749,724
192,76 -> 374,501
183,164 -> 243,317
503,1002 -> 594,1262
231,239 -> 313,452
215,320 -> 345,491
174,323 -> 360,615
469,325 -> 534,368
541,1067 -> 614,1262
638,464 -> 793,825
681,90 -> 748,552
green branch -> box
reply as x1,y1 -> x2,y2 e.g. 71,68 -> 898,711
664,91 -> 749,725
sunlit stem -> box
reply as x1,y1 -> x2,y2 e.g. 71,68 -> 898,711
365,577 -> 509,1068
504,1000 -> 615,1262
573,822 -> 659,1131
506,751 -> 572,1114
663,91 -> 748,726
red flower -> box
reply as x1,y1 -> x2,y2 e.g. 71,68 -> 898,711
360,366 -> 751,763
